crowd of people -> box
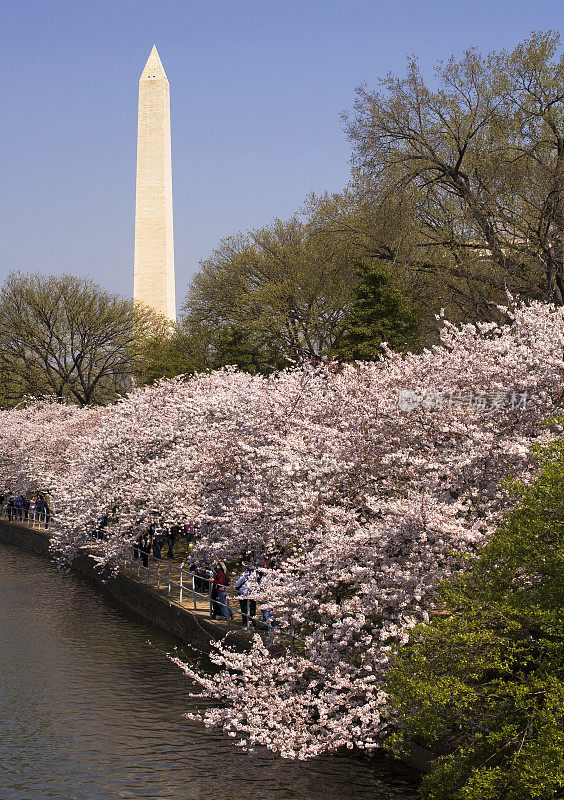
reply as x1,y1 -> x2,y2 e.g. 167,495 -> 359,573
132,522 -> 193,566
3,499 -> 274,631
206,561 -> 274,629
131,524 -> 275,629
0,492 -> 49,525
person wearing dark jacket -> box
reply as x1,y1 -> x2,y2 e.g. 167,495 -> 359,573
167,524 -> 181,558
152,528 -> 164,560
212,564 -> 230,620
139,530 -> 151,568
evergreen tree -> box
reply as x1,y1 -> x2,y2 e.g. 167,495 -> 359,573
334,261 -> 421,360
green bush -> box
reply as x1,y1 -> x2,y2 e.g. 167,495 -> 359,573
386,431 -> 564,800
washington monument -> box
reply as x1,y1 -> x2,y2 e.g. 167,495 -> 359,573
134,45 -> 176,322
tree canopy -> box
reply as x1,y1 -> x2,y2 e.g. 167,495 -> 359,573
346,31 -> 564,311
332,260 -> 422,360
0,272 -> 161,407
181,215 -> 358,371
178,32 -> 564,376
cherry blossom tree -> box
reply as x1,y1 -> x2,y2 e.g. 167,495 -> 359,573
172,299 -> 564,758
0,398 -> 101,498
1,299 -> 562,759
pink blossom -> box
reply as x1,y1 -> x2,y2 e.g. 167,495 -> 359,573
1,300 -> 562,758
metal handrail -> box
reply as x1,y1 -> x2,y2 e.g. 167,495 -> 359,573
0,505 -> 50,530
0,508 -> 300,648
119,548 -> 293,644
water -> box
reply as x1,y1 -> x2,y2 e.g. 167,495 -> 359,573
0,543 -> 419,800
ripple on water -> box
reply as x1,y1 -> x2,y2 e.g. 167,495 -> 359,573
0,543 -> 420,800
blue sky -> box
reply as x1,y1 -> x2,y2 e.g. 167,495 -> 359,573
2,0 -> 563,311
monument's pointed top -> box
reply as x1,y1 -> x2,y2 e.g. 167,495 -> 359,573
140,45 -> 168,81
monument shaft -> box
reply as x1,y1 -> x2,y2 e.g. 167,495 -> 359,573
134,46 -> 176,322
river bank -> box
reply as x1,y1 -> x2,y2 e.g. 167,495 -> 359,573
0,519 -> 253,655
0,519 -> 432,777
0,540 -> 421,800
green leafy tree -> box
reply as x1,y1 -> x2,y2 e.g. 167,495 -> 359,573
137,320 -> 286,383
305,189 -> 450,343
385,431 -> 564,800
205,325 -> 287,374
333,260 -> 421,359
182,32 -> 564,369
0,272 -> 159,406
182,215 -> 359,371
137,328 -> 203,385
346,31 -> 564,310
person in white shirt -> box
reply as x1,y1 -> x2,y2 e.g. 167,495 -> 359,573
235,568 -> 257,627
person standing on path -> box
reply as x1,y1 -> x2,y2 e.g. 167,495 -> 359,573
257,565 -> 274,629
235,568 -> 257,628
140,529 -> 151,568
212,563 -> 230,621
184,521 -> 195,554
152,527 -> 165,560
7,495 -> 15,522
167,524 -> 181,558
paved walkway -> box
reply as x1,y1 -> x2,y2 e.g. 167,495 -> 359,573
0,513 -> 296,651
121,550 -> 258,634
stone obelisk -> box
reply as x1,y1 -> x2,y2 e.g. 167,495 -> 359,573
134,45 -> 176,322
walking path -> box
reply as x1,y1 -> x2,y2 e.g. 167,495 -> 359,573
0,513 -> 288,650
119,547 -> 266,635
